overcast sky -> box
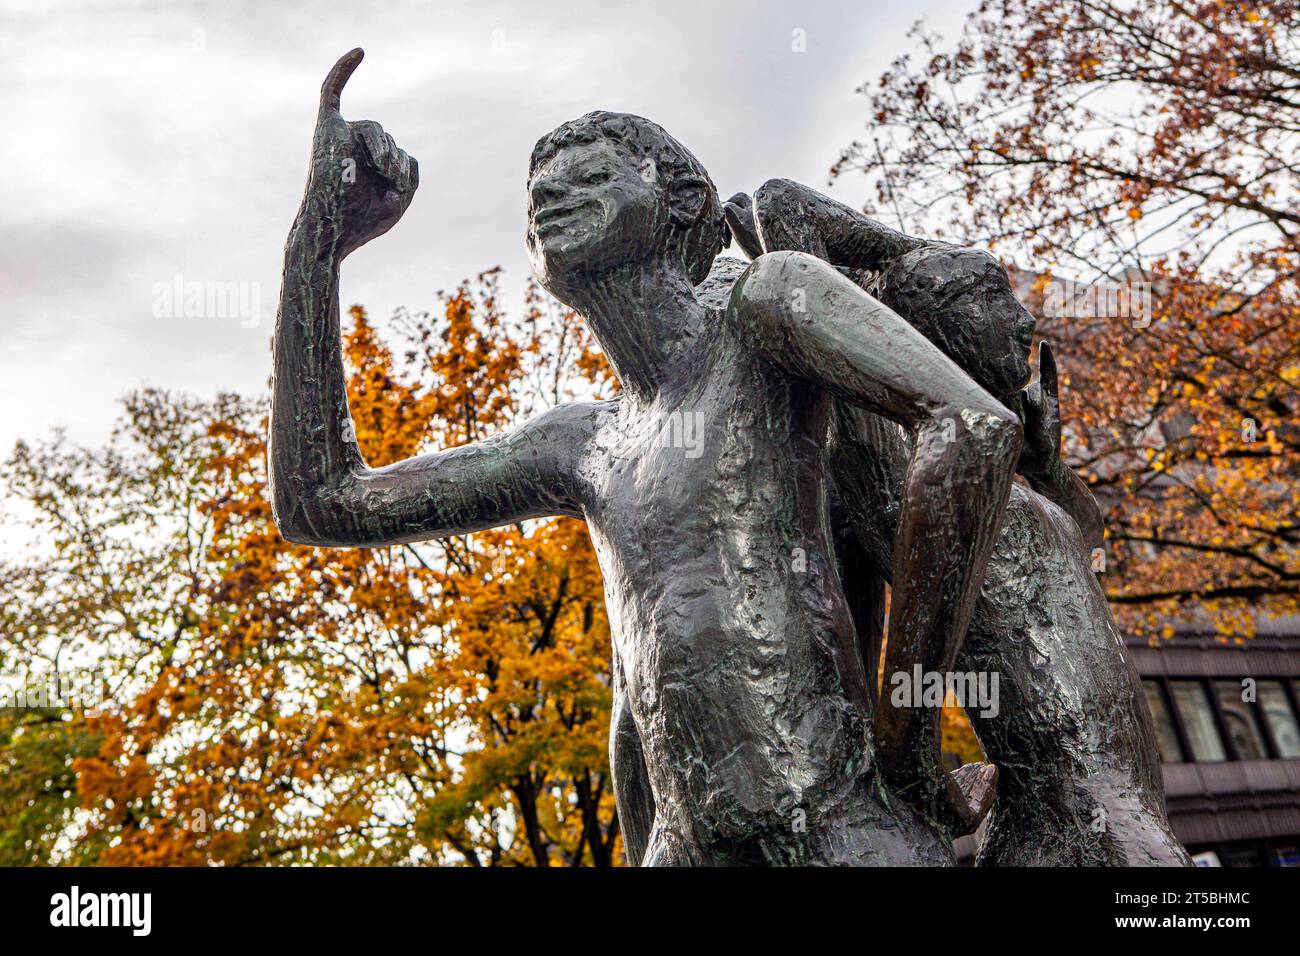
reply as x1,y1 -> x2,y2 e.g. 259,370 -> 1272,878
0,0 -> 974,453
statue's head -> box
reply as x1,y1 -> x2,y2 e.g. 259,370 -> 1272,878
880,243 -> 1036,402
526,112 -> 728,300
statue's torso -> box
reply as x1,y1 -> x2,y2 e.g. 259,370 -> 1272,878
571,322 -> 947,864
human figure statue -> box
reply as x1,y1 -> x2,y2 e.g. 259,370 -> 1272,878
721,181 -> 1190,866
270,50 -> 1022,865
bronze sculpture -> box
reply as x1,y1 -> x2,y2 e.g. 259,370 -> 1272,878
270,50 -> 1187,866
720,180 -> 1190,865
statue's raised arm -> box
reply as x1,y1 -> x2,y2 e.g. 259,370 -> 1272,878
269,50 -> 589,548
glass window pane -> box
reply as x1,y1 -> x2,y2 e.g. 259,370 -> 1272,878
1219,843 -> 1263,867
1170,680 -> 1226,761
1259,681 -> 1300,759
1213,680 -> 1267,760
1271,843 -> 1300,867
1142,680 -> 1184,763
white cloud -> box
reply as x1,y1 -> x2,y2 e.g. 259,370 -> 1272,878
0,0 -> 974,452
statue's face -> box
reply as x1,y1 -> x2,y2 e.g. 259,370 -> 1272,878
526,137 -> 664,295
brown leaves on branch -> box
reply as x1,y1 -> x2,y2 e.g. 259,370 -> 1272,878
836,0 -> 1300,638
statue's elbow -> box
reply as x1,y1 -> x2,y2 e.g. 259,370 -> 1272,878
942,403 -> 1022,476
270,478 -> 343,548
730,250 -> 828,339
274,511 -> 317,547
270,490 -> 317,546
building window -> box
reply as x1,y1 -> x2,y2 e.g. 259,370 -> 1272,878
1217,843 -> 1263,867
1142,680 -> 1184,763
1213,680 -> 1268,760
1259,680 -> 1300,759
1169,680 -> 1227,761
1271,843 -> 1300,867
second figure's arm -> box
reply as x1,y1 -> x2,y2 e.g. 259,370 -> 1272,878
1014,342 -> 1105,551
730,252 -> 1021,830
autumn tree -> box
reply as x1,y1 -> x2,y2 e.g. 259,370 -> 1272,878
0,272 -> 621,865
0,390 -> 259,865
834,0 -> 1300,638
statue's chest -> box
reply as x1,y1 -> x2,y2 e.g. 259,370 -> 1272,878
592,401 -> 727,528
585,378 -> 806,550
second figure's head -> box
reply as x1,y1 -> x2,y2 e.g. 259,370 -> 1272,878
881,243 -> 1036,404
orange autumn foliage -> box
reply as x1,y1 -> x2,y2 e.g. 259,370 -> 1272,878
1,272 -> 619,865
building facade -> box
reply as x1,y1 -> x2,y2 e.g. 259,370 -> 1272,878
1130,625 -> 1300,866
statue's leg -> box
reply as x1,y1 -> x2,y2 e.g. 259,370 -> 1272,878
958,487 -> 1190,866
610,653 -> 655,866
976,777 -> 1190,866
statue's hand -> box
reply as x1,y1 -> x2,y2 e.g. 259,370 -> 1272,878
304,49 -> 419,258
1015,341 -> 1062,481
725,179 -> 839,264
722,192 -> 764,261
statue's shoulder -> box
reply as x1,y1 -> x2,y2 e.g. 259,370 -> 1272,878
718,250 -> 847,333
695,255 -> 749,311
701,252 -> 812,324
523,398 -> 616,439
998,480 -> 1089,564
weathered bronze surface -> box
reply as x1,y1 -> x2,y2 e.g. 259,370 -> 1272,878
271,50 -> 1187,866
724,180 -> 1190,866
